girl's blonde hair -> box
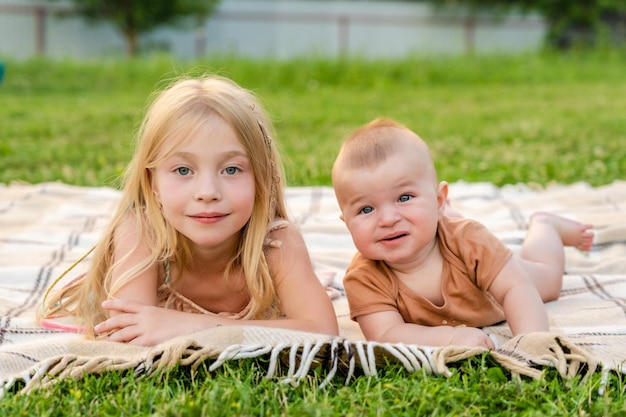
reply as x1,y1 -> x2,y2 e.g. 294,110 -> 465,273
40,75 -> 288,335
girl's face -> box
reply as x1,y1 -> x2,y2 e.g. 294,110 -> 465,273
152,114 -> 255,253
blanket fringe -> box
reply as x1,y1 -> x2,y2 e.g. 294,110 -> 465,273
0,332 -> 604,396
1,337 -> 444,395
490,333 -> 599,380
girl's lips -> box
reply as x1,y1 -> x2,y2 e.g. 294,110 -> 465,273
189,213 -> 228,224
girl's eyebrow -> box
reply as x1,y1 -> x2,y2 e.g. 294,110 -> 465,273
169,150 -> 249,159
224,150 -> 249,158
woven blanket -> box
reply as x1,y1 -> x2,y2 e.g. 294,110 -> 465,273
1,181 -> 625,395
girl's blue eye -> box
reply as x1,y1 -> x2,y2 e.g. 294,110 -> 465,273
224,166 -> 239,175
176,167 -> 191,176
359,206 -> 373,215
399,194 -> 411,203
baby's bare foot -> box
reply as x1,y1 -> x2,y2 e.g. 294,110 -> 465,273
530,212 -> 594,252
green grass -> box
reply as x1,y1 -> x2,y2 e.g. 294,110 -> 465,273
2,356 -> 625,416
1,51 -> 626,414
1,51 -> 625,188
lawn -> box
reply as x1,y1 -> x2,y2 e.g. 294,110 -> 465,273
1,52 -> 625,188
1,51 -> 625,415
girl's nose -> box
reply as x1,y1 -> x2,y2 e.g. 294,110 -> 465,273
194,174 -> 222,202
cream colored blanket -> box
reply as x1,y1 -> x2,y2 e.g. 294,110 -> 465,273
1,181 -> 625,394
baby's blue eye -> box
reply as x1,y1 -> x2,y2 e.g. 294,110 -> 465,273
176,167 -> 191,176
224,166 -> 239,175
359,206 -> 373,215
399,194 -> 411,203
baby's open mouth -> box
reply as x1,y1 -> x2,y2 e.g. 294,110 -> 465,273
383,233 -> 407,241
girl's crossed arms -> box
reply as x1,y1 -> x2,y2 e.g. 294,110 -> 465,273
40,75 -> 338,346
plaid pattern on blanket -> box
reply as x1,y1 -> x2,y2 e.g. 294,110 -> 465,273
1,181 -> 625,393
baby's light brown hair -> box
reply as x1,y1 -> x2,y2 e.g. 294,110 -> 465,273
332,117 -> 438,187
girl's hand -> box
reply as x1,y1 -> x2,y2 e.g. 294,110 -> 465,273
95,299 -> 211,346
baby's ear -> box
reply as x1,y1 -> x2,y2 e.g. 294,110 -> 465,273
437,181 -> 449,212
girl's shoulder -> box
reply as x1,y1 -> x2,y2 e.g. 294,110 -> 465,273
268,219 -> 290,233
264,219 -> 297,248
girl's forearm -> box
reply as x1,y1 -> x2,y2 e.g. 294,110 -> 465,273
205,315 -> 338,336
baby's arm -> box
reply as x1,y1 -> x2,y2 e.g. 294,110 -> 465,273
358,310 -> 495,349
488,258 -> 549,335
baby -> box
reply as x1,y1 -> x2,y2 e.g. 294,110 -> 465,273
332,118 -> 594,349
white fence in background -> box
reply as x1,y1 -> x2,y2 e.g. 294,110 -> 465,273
0,0 -> 546,60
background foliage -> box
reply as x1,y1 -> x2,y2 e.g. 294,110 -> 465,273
44,0 -> 221,56
424,0 -> 626,49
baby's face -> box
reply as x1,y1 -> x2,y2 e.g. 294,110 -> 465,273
334,149 -> 444,266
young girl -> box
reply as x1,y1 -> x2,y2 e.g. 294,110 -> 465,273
40,75 -> 339,346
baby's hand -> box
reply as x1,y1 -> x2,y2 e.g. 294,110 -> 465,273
448,327 -> 495,349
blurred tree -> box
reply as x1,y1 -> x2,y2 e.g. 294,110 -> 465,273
49,0 -> 221,56
422,0 -> 626,49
